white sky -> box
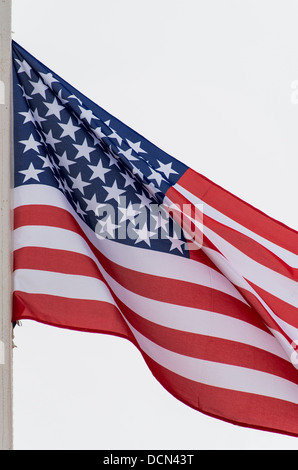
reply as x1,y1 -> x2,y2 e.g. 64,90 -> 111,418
11,0 -> 298,450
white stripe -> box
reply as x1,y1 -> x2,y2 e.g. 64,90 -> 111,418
13,225 -> 289,362
15,267 -> 298,405
14,225 -> 95,259
14,268 -> 116,304
99,266 -> 289,362
13,221 -> 247,305
14,184 -> 67,210
174,183 -> 298,268
165,193 -> 298,361
203,226 -> 298,308
15,266 -> 298,403
14,185 -> 245,303
204,246 -> 298,357
96,238 -> 247,304
165,191 -> 298,308
126,320 -> 298,405
14,185 -> 298,358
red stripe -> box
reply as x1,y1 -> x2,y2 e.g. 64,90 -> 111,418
174,168 -> 298,255
175,183 -> 297,280
231,283 -> 294,346
14,203 -> 293,357
14,202 -> 217,272
13,281 -> 298,439
203,211 -> 297,280
14,246 -> 102,279
14,203 -> 212,269
14,205 -> 269,332
14,244 -> 268,334
13,199 -> 298,438
114,296 -> 298,384
16,245 -> 285,378
142,351 -> 298,438
165,184 -> 296,344
16,246 -> 292,381
13,282 -> 298,385
15,291 -> 298,437
13,291 -> 132,339
167,181 -> 297,280
248,280 -> 298,329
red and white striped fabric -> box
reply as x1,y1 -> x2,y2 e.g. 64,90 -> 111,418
12,41 -> 298,438
13,169 -> 298,437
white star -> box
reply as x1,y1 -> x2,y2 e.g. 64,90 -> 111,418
32,107 -> 46,127
39,72 -> 59,89
93,202 -> 110,217
43,129 -> 61,150
60,177 -> 73,197
57,151 -> 76,173
117,146 -> 139,162
148,167 -> 165,186
74,200 -> 86,217
73,138 -> 95,162
95,215 -> 120,240
68,94 -> 83,105
143,181 -> 161,201
53,173 -> 65,191
15,59 -> 32,78
19,110 -> 35,125
126,139 -> 147,154
88,160 -> 111,183
93,137 -> 105,149
104,149 -> 121,169
131,165 -> 144,180
17,84 -> 32,101
151,210 -> 169,232
156,160 -> 178,179
90,127 -> 106,146
93,126 -> 106,140
57,89 -> 69,105
118,201 -> 139,223
35,129 -> 47,148
105,121 -> 122,145
19,162 -> 44,182
83,193 -> 99,213
103,180 -> 126,203
69,172 -> 91,194
58,117 -> 80,140
37,155 -> 53,169
19,133 -> 43,153
29,77 -> 48,99
79,106 -> 97,124
44,96 -> 64,120
135,190 -> 152,209
49,156 -> 60,174
167,232 -> 185,253
133,222 -> 156,246
121,171 -> 136,189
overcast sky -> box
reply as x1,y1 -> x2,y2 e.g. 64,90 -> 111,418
11,0 -> 298,450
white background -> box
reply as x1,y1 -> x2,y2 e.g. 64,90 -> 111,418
11,0 -> 298,450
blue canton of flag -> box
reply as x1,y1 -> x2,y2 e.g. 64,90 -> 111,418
12,41 -> 189,256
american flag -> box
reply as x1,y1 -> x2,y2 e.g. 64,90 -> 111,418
12,41 -> 298,437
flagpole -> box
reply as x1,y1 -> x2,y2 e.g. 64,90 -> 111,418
0,0 -> 13,450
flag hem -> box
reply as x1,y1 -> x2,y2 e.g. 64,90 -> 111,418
13,315 -> 298,440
